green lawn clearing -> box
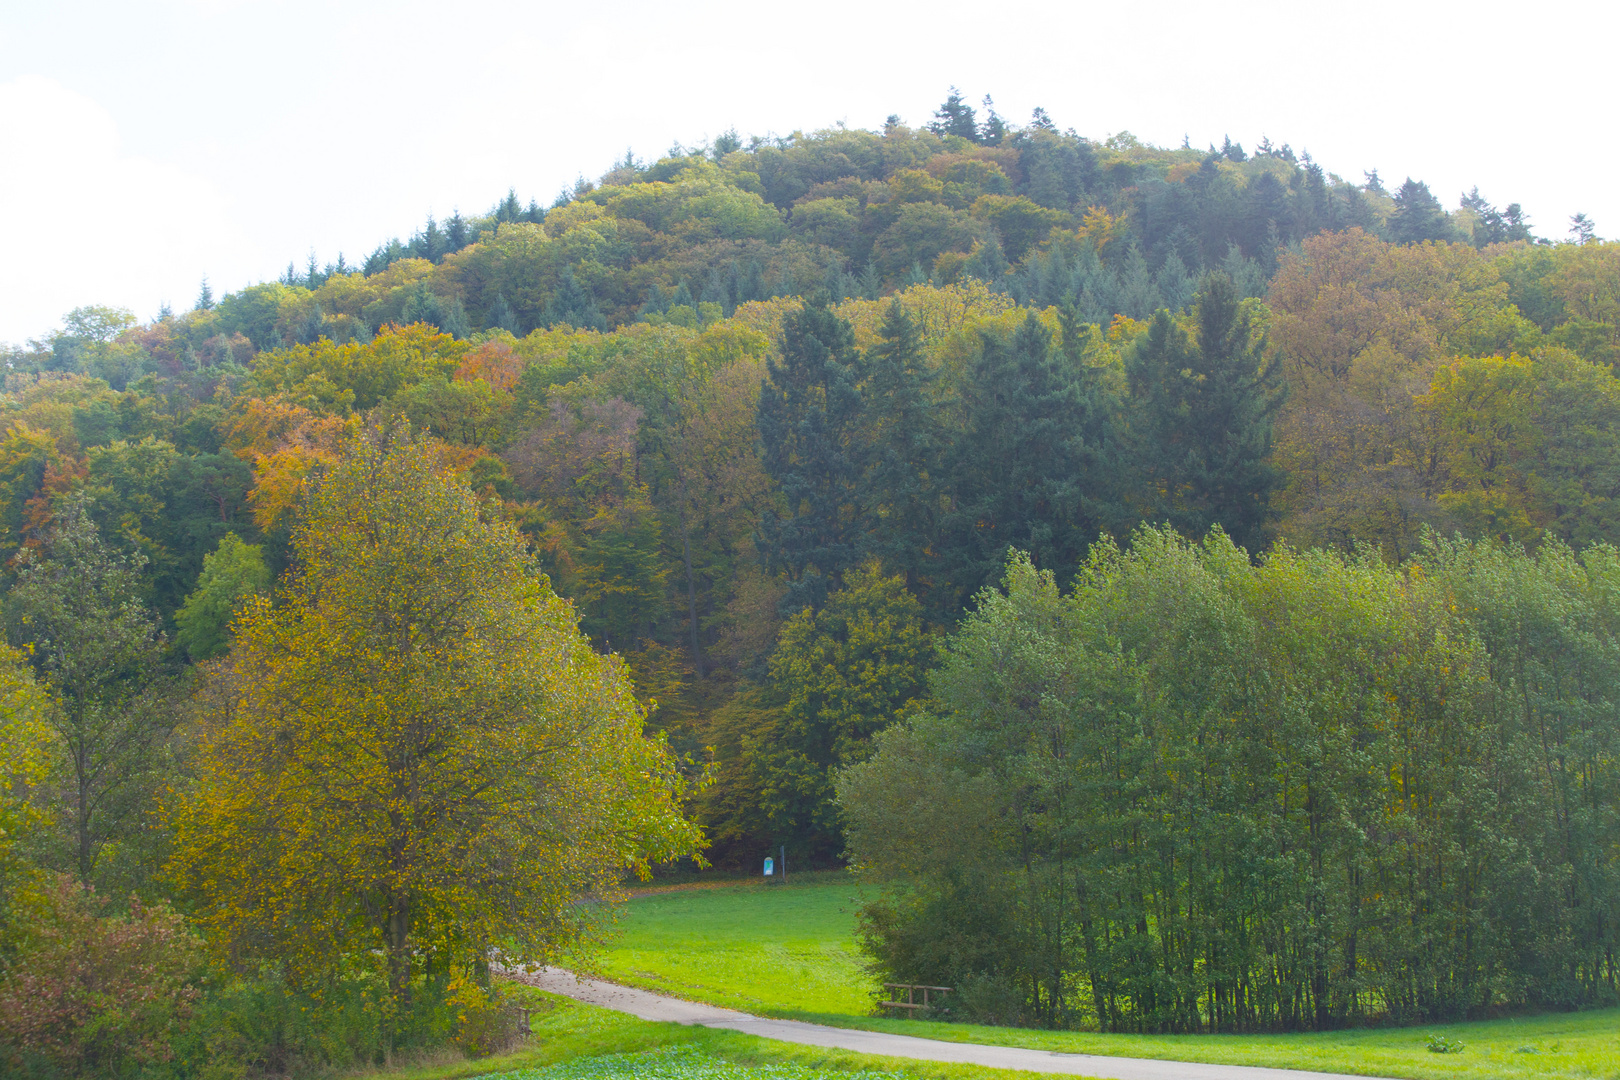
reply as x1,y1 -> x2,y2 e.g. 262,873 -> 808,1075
596,872 -> 873,1018
590,874 -> 1620,1080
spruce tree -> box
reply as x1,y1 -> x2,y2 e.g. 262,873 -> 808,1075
1387,178 -> 1457,244
979,95 -> 1007,145
701,265 -> 730,311
446,211 -> 469,252
544,267 -> 606,331
1155,249 -> 1195,312
757,300 -> 866,614
1128,272 -> 1284,552
939,313 -> 1110,607
857,302 -> 943,592
486,292 -> 519,335
964,233 -> 1009,284
497,188 -> 522,223
1241,171 -> 1291,273
928,87 -> 978,142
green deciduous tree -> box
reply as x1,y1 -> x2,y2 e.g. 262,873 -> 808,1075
175,532 -> 272,660
0,646 -> 55,929
755,561 -> 931,859
6,496 -> 173,887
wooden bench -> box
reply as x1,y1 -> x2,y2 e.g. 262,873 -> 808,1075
880,983 -> 953,1010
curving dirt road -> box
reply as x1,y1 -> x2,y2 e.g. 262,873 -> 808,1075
513,968 -> 1405,1080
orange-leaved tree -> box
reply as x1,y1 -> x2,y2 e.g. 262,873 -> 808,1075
167,429 -> 703,1042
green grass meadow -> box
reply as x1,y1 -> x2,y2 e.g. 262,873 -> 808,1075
584,874 -> 1620,1080
595,872 -> 873,1018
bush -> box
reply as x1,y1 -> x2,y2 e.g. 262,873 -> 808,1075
177,965 -> 389,1079
0,874 -> 204,1077
0,875 -> 529,1079
446,977 -> 531,1058
951,975 -> 1028,1028
177,966 -> 535,1077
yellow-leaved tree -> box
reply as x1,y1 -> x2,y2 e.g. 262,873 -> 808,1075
0,644 -> 55,930
168,429 -> 703,1039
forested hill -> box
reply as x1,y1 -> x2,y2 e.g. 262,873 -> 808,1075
20,90 -> 1536,358
327,94 -> 1534,337
3,93 -> 1616,871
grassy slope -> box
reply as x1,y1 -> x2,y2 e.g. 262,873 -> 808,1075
591,876 -> 1620,1080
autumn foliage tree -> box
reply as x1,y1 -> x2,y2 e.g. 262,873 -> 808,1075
168,430 -> 702,1043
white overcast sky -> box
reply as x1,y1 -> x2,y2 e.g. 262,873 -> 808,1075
1,0 -> 1613,343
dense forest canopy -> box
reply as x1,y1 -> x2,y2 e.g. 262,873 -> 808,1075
1,94 -> 1612,847
3,93 -> 1619,1062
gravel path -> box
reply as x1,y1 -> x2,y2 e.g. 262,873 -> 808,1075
512,968 -> 1404,1080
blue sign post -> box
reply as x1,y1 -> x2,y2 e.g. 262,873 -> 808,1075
763,856 -> 774,877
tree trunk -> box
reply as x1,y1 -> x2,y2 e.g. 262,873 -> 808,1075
680,505 -> 703,678
385,895 -> 413,1050
75,718 -> 92,885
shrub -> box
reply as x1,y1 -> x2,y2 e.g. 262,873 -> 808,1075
0,874 -> 204,1077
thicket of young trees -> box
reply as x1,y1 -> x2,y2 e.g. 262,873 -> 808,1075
841,532 -> 1620,1030
1,93 -> 1617,1056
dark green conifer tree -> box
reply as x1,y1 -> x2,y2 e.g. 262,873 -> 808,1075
1128,272 -> 1284,553
979,95 -> 1007,145
486,292 -> 519,334
856,302 -> 943,593
939,313 -> 1110,607
1241,171 -> 1291,273
857,262 -> 881,301
740,259 -> 767,304
757,300 -> 866,614
544,267 -> 606,331
928,87 -> 978,142
1301,162 -> 1330,231
446,212 -> 470,251
414,216 -> 449,262
1387,178 -> 1457,244
496,188 -> 523,223
702,265 -> 731,312
1155,250 -> 1195,312
964,233 -> 1009,284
